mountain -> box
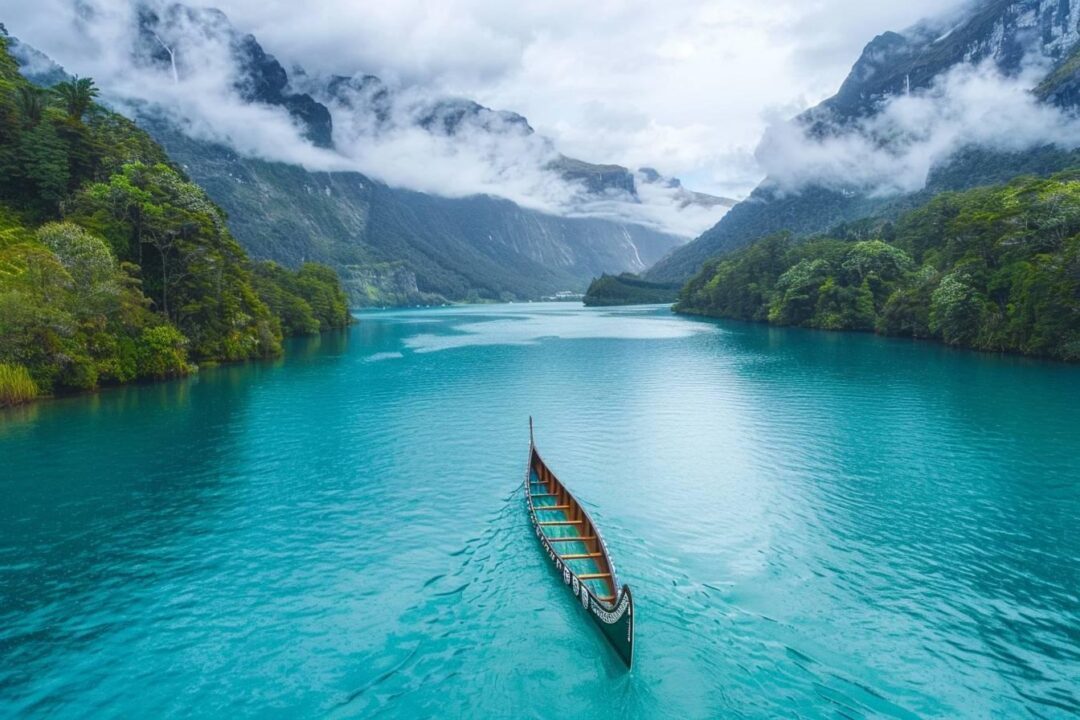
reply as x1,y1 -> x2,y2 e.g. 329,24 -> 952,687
675,171 -> 1080,361
4,29 -> 66,86
141,116 -> 682,304
304,62 -> 719,203
132,4 -> 334,147
49,2 -> 721,305
647,0 -> 1080,283
803,1 -> 1079,127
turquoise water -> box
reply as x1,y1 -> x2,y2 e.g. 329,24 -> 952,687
1,303 -> 1078,718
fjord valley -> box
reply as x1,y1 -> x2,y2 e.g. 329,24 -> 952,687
2,304 -> 1077,717
11,2 -> 726,308
2,1 -> 1080,718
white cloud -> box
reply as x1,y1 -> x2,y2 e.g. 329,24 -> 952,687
203,0 -> 972,193
12,0 -> 1050,239
3,1 -> 973,193
756,58 -> 1080,196
3,0 -> 750,236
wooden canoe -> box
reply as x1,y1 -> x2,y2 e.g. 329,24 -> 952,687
525,419 -> 634,667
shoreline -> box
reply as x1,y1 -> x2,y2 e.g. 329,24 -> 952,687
0,324 -> 354,414
673,305 -> 1080,365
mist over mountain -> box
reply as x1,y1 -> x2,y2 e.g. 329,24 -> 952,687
10,0 -> 730,239
4,1 -> 748,303
10,0 -> 1079,302
648,0 -> 1080,282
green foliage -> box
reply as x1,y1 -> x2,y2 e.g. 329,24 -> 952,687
294,262 -> 352,329
51,76 -> 98,121
251,261 -> 354,334
769,258 -> 833,326
15,85 -> 46,126
677,173 -> 1080,361
9,116 -> 69,215
67,162 -> 287,360
0,40 -> 352,400
583,273 -> 681,306
0,362 -> 37,406
929,272 -> 984,346
38,222 -> 121,311
137,325 -> 191,378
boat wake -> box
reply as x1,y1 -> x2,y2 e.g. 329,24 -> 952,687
327,496 -> 537,717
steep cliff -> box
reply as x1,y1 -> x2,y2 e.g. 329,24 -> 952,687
12,2 -> 718,305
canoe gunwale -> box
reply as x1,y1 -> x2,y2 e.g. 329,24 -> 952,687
527,446 -> 618,604
524,426 -> 635,668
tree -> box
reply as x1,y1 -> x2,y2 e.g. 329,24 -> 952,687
878,266 -> 936,338
929,273 -> 984,346
136,325 -> 191,378
840,241 -> 913,286
14,121 -> 69,214
15,85 -> 46,126
37,222 -> 122,314
768,258 -> 831,325
68,163 -> 284,360
51,76 -> 98,122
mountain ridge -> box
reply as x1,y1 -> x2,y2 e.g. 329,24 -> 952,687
647,0 -> 1080,283
10,2 -> 725,305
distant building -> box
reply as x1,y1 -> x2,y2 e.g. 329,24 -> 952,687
541,290 -> 585,302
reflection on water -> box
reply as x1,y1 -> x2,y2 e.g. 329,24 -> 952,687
1,304 -> 1077,718
397,304 -> 714,353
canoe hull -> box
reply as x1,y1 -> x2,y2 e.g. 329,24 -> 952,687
530,516 -> 635,666
525,422 -> 634,668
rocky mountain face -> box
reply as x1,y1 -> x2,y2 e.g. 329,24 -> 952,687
807,0 -> 1080,127
140,116 -> 682,304
134,4 -> 334,147
302,59 -> 716,203
648,0 -> 1080,282
14,2 -> 720,304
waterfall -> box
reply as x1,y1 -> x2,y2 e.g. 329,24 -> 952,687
151,31 -> 179,84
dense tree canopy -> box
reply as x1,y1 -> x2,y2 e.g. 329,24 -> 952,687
677,173 -> 1080,361
0,37 -> 351,405
582,273 -> 681,306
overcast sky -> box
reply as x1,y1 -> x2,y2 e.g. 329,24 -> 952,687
207,0 -> 972,196
3,0 -> 970,198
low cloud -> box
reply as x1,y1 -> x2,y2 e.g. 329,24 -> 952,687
756,58 -> 1080,196
316,80 -> 733,235
10,0 -> 1058,233
2,0 -> 733,238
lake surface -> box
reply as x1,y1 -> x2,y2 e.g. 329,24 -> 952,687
1,303 -> 1078,718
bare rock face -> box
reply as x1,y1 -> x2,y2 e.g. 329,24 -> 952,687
808,0 -> 1080,128
133,3 -> 333,147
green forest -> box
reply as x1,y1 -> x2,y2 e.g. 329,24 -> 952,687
583,273 -> 681,306
0,38 -> 350,407
676,172 -> 1080,361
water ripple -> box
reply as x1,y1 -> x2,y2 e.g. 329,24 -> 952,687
0,304 -> 1077,718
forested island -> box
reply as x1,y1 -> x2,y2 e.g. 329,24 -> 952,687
0,38 -> 351,408
676,173 -> 1080,361
582,273 -> 681,306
